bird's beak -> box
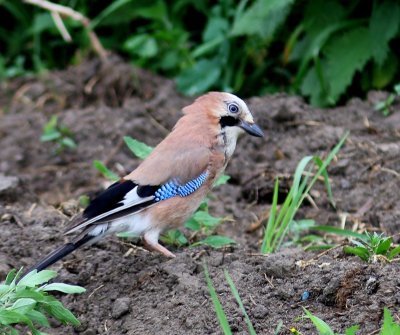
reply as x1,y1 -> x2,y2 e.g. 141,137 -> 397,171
239,120 -> 264,137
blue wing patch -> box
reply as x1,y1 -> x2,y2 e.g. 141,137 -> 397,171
154,171 -> 208,201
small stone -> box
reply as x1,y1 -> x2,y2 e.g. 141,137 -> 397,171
112,297 -> 130,319
0,174 -> 19,194
252,305 -> 269,319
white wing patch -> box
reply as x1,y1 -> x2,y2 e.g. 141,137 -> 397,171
65,186 -> 154,235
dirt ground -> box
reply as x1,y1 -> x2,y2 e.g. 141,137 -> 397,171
1,57 -> 400,334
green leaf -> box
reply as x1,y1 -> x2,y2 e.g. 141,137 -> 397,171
213,174 -> 230,187
10,298 -> 37,314
40,130 -> 61,142
345,324 -> 360,335
5,269 -> 17,285
388,245 -> 400,260
231,0 -> 294,38
343,246 -> 370,262
18,270 -> 57,287
41,283 -> 86,294
192,235 -> 236,248
324,27 -> 372,104
176,58 -> 222,96
60,137 -> 77,149
375,237 -> 392,255
381,307 -> 400,333
25,310 -> 49,327
123,34 -> 159,58
42,300 -> 80,326
203,263 -> 232,335
123,136 -> 153,159
0,309 -> 29,325
93,160 -> 119,181
369,1 -> 400,65
303,308 -> 334,335
224,270 -> 256,335
185,217 -> 201,231
160,229 -> 188,247
313,225 -> 365,240
191,210 -> 222,228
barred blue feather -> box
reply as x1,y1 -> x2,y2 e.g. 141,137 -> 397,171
154,171 -> 208,201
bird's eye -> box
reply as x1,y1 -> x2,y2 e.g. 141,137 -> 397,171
228,102 -> 239,113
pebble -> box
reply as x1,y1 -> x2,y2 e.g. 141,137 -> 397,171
112,297 -> 131,319
0,174 -> 18,194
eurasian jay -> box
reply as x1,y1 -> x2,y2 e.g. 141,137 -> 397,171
30,92 -> 263,272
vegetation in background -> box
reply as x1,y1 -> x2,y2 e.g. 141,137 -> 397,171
40,115 -> 77,153
1,0 -> 400,106
374,83 -> 400,116
344,232 -> 400,263
260,133 -> 348,254
0,269 -> 85,335
94,136 -> 235,249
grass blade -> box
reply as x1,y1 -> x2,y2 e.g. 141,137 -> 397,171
203,264 -> 232,335
224,270 -> 256,335
261,178 -> 279,253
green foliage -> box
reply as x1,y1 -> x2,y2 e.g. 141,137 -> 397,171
93,136 -> 234,249
301,308 -> 400,335
40,116 -> 77,153
344,232 -> 400,263
261,133 -> 348,254
3,0 -> 399,106
302,308 -> 359,335
0,269 -> 85,335
374,83 -> 400,116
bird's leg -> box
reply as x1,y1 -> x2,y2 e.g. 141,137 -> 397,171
143,231 -> 176,258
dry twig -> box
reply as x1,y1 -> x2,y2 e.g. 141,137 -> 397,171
23,0 -> 107,61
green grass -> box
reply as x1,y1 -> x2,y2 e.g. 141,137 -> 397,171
0,269 -> 85,335
40,115 -> 77,154
261,132 -> 349,254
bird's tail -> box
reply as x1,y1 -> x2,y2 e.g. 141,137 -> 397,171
25,234 -> 95,274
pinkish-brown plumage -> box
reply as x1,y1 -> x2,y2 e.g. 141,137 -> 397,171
29,92 -> 263,272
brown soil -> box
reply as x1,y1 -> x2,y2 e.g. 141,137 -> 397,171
1,57 -> 400,335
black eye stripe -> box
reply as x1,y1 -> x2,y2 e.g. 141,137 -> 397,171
220,116 -> 239,127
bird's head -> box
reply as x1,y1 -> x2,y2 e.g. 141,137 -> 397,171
185,92 -> 264,139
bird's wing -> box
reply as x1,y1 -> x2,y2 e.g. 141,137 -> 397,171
65,146 -> 211,235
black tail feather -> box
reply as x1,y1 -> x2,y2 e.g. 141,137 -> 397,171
25,234 -> 95,275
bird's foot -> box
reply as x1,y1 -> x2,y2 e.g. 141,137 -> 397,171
143,235 -> 176,258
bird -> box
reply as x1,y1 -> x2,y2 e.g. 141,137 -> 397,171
29,92 -> 264,272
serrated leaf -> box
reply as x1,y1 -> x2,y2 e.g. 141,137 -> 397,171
18,270 -> 57,288
123,136 -> 153,159
93,160 -> 119,181
369,1 -> 400,65
41,283 -> 86,294
381,307 -> 400,333
324,27 -> 372,104
192,235 -> 236,248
